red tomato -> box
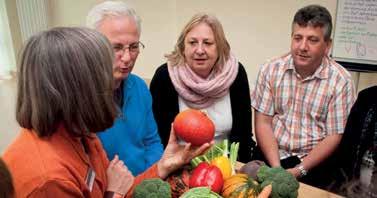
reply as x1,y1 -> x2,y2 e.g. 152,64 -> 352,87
189,162 -> 224,193
173,109 -> 215,146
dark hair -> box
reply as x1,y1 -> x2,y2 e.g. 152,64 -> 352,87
16,27 -> 117,137
0,158 -> 14,198
292,4 -> 332,41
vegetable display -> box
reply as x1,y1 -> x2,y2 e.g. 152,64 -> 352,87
257,184 -> 272,198
191,139 -> 239,177
180,187 -> 222,198
222,173 -> 260,198
173,109 -> 215,146
141,138 -> 300,198
189,162 -> 224,193
211,156 -> 232,179
257,165 -> 299,198
239,160 -> 265,180
166,167 -> 191,198
133,178 -> 171,198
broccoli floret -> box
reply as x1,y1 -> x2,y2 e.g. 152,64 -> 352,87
257,165 -> 299,198
133,178 -> 171,198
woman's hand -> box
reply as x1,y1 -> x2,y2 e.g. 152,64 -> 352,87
157,124 -> 214,179
106,155 -> 134,196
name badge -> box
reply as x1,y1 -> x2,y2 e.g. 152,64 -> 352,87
85,167 -> 96,192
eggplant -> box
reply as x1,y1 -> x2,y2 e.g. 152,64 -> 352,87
239,160 -> 265,180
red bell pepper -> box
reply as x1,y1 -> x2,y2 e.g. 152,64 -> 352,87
189,162 -> 224,193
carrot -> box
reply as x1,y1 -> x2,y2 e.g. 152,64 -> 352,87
257,184 -> 272,198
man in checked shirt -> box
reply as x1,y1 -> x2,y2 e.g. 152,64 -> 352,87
251,5 -> 356,188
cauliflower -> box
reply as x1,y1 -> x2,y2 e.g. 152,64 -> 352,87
133,178 -> 171,198
257,165 -> 299,198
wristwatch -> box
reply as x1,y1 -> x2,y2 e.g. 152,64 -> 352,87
296,164 -> 307,177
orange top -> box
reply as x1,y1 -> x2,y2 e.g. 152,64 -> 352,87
3,126 -> 159,198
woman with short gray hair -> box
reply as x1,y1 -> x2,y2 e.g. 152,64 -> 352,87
3,27 -> 211,198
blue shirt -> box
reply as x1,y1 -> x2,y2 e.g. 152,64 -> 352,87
98,74 -> 163,175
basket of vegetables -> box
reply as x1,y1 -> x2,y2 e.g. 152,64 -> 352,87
132,109 -> 299,197
133,139 -> 299,198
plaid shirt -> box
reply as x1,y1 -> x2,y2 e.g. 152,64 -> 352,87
251,53 -> 356,159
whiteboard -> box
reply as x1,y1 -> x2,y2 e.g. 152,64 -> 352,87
332,0 -> 377,69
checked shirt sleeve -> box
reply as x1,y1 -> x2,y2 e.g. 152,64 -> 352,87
251,63 -> 275,116
325,79 -> 356,135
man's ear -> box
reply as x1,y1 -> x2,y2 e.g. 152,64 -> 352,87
325,39 -> 333,56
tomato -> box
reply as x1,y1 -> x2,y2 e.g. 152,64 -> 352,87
189,162 -> 224,193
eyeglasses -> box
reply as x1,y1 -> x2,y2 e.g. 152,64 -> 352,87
112,41 -> 145,54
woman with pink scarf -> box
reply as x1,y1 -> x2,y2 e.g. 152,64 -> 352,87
150,13 -> 256,163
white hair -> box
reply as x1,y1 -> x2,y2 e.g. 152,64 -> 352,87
86,1 -> 141,34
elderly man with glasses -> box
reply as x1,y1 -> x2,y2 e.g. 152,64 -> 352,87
87,1 -> 163,176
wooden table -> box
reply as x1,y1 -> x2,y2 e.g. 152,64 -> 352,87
298,182 -> 342,198
235,162 -> 343,198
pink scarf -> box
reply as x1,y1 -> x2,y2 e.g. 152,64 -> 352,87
168,53 -> 239,109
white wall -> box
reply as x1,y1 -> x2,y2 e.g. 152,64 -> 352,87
3,0 -> 374,91
46,2 -> 297,79
0,79 -> 18,152
46,0 -> 377,90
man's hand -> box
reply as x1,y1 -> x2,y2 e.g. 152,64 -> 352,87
287,167 -> 301,178
287,134 -> 342,178
299,134 -> 342,172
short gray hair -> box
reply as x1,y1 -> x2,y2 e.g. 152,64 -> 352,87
16,27 -> 117,137
86,1 -> 141,34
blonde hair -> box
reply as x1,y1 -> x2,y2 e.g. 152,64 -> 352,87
166,13 -> 230,71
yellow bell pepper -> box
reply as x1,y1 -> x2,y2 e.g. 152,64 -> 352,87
211,156 -> 232,179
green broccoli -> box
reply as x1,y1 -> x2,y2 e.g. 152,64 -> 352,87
133,178 -> 171,198
257,165 -> 299,198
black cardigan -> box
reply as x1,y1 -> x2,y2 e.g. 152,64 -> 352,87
321,86 -> 377,193
150,63 -> 256,163
334,86 -> 377,182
